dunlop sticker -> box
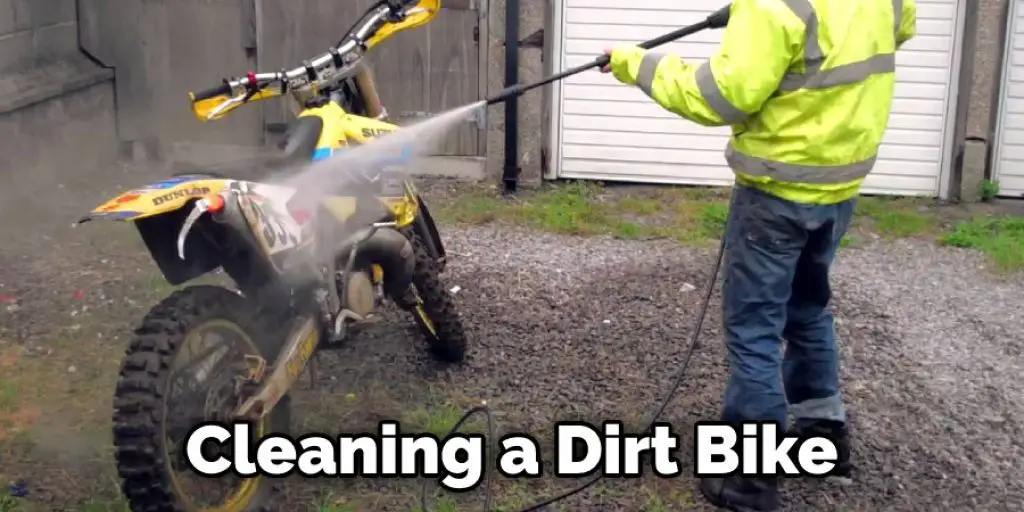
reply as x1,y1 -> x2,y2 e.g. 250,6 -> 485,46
153,187 -> 211,206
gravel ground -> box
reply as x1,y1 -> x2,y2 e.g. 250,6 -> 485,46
1,165 -> 1023,510
281,223 -> 1024,510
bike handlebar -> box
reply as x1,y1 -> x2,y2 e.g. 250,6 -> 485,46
191,0 -> 422,105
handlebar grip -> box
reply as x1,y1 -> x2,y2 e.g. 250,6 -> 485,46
192,82 -> 233,101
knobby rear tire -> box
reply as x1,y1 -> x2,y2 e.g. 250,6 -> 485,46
112,285 -> 291,512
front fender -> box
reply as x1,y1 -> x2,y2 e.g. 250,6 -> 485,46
413,194 -> 447,272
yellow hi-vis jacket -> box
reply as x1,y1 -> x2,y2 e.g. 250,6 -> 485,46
610,0 -> 917,205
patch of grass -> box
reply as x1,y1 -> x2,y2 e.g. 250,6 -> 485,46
403,401 -> 486,438
980,179 -> 1000,201
436,183 -> 953,245
435,182 -> 1024,271
400,388 -> 488,438
854,196 -> 935,238
0,379 -> 18,410
411,493 -> 458,512
698,203 -> 729,238
939,215 -> 1024,271
315,492 -> 358,512
435,182 -> 732,245
0,496 -> 19,512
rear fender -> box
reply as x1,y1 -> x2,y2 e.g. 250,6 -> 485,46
80,175 -> 230,223
139,191 -> 280,290
134,207 -> 222,286
78,175 -> 232,285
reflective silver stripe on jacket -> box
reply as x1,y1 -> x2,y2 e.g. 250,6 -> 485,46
778,0 -> 902,92
636,52 -> 749,124
725,142 -> 876,184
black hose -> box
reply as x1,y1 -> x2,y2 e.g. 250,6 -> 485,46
419,404 -> 497,512
420,189 -> 734,511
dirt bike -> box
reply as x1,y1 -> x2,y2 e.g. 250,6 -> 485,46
77,1 -> 467,510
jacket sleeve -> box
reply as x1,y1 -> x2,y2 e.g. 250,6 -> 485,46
608,0 -> 803,127
896,0 -> 916,49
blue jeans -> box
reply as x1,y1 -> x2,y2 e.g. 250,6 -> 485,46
719,185 -> 855,429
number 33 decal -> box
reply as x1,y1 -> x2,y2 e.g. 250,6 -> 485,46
249,199 -> 298,251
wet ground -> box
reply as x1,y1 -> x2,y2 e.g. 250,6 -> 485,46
1,160 -> 1023,511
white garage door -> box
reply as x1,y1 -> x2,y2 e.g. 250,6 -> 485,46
548,0 -> 966,198
992,0 -> 1024,198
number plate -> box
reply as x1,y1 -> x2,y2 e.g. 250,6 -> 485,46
234,182 -> 306,256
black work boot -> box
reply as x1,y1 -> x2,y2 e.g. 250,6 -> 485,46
797,420 -> 853,476
699,475 -> 780,512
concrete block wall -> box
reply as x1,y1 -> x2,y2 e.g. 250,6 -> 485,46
0,0 -> 118,185
0,0 -> 79,71
958,0 -> 1010,201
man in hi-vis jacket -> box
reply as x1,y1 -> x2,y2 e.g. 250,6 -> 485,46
602,0 -> 916,510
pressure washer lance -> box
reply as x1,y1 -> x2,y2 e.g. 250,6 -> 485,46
483,3 -> 732,107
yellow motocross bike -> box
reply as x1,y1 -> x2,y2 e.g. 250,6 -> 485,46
79,1 -> 467,510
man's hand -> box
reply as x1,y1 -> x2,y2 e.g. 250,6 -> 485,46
600,47 -> 613,73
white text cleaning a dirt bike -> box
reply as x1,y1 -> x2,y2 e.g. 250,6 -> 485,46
181,420 -> 841,492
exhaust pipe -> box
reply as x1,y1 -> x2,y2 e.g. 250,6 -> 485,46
337,226 -> 415,299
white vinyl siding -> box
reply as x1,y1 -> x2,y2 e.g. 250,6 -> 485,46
992,0 -> 1024,198
548,0 -> 966,198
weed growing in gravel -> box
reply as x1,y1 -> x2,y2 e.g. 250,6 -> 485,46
402,401 -> 487,437
315,492 -> 360,512
939,216 -> 1024,271
410,494 -> 458,512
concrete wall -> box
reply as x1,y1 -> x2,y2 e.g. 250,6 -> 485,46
958,0 -> 1011,201
0,0 -> 118,185
0,0 -> 79,71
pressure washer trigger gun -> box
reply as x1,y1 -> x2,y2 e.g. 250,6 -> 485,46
177,194 -> 227,260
